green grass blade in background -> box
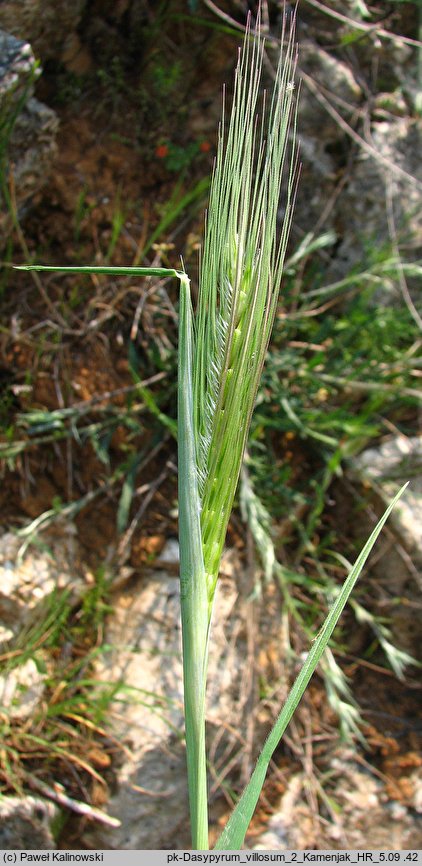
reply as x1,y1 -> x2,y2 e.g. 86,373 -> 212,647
214,482 -> 408,850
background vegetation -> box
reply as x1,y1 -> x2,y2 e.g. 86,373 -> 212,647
0,0 -> 421,848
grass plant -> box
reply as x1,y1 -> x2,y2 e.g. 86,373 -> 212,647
0,580 -> 123,819
15,7 -> 409,851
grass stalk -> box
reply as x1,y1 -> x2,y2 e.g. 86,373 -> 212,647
178,272 -> 210,847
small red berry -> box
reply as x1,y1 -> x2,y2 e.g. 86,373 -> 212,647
155,144 -> 169,159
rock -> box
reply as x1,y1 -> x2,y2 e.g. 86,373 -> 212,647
0,30 -> 59,232
411,767 -> 422,813
0,1 -> 86,63
0,28 -> 37,111
374,91 -> 409,119
351,436 -> 422,659
6,96 -> 59,218
0,526 -> 85,644
274,40 -> 363,237
0,796 -> 56,849
0,525 -> 87,724
353,436 -> 422,570
79,551 -> 189,849
301,43 -> 362,110
0,657 -> 46,721
285,6 -> 421,293
0,624 -> 14,643
330,117 -> 422,293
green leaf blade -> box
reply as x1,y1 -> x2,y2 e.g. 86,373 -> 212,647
214,483 -> 408,850
14,264 -> 182,279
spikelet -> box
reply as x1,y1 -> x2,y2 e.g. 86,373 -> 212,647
193,9 -> 299,596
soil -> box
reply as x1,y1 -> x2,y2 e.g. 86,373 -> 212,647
1,1 -> 421,849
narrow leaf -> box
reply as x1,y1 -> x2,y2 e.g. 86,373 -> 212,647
214,483 -> 408,850
117,454 -> 141,533
15,265 -> 182,279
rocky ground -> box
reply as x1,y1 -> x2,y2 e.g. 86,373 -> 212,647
0,0 -> 421,851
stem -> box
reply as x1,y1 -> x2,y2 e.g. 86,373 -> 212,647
180,580 -> 209,850
15,261 -> 211,847
178,273 -> 210,849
